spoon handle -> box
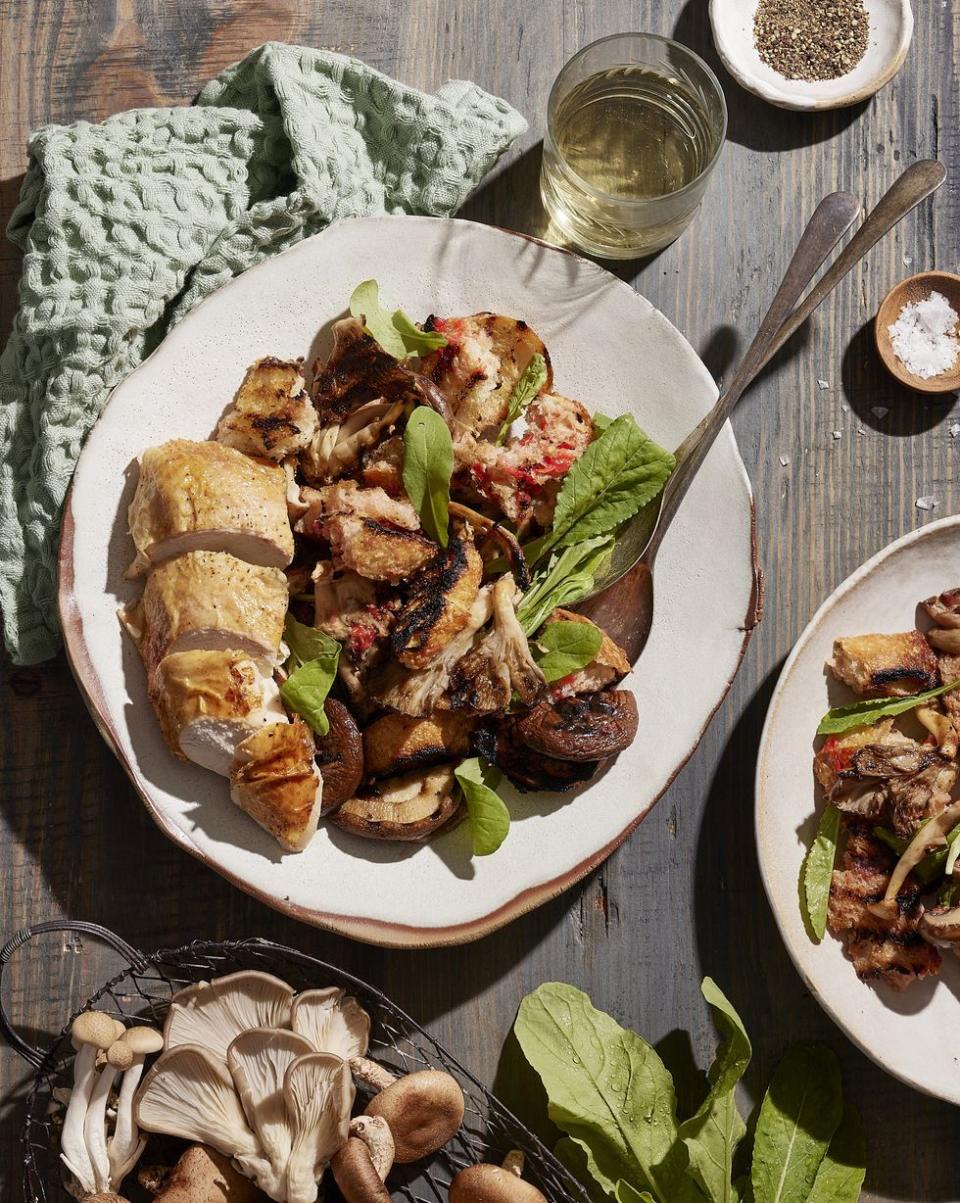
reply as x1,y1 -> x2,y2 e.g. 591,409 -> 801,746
648,190 -> 861,558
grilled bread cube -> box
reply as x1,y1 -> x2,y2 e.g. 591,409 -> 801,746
217,357 -> 317,461
363,712 -> 475,778
230,720 -> 322,851
831,631 -> 940,697
390,533 -> 483,669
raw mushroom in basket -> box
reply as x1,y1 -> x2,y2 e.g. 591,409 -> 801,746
139,1145 -> 263,1203
331,1115 -> 395,1203
450,1151 -> 548,1203
163,971 -> 295,1062
351,1057 -> 465,1162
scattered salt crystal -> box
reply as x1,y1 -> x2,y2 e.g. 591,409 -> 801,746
950,423 -> 960,438
871,405 -> 889,419
902,253 -> 913,267
779,454 -> 789,467
831,430 -> 842,440
916,496 -> 938,511
888,290 -> 960,379
817,378 -> 830,390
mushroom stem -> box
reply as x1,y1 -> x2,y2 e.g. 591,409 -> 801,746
61,1043 -> 100,1193
84,1063 -> 120,1191
448,502 -> 530,591
350,1056 -> 396,1092
349,1115 -> 395,1180
107,1060 -> 145,1186
502,1151 -> 525,1178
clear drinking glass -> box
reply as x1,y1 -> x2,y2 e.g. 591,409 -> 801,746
540,33 -> 728,259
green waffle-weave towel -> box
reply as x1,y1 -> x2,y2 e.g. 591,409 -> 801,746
0,42 -> 526,665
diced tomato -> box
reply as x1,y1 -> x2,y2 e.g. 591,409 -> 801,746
349,624 -> 377,655
822,736 -> 855,774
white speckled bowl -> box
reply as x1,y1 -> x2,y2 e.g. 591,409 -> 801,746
757,514 -> 960,1103
59,215 -> 758,948
710,0 -> 914,112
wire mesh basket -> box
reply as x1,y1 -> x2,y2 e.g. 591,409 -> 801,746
0,921 -> 590,1203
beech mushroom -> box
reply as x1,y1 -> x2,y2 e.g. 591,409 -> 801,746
331,1117 -> 395,1203
874,799 -> 960,912
108,1026 -> 164,1188
139,1145 -> 262,1203
514,689 -> 639,762
920,906 -> 960,946
351,1060 -> 464,1163
60,1011 -> 118,1195
85,1039 -> 134,1190
164,971 -> 295,1062
450,1152 -> 547,1203
283,1052 -> 354,1203
290,988 -> 371,1061
314,700 -> 364,813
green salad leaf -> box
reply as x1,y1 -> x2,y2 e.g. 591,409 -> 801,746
592,412 -> 615,434
280,615 -> 341,736
616,1183 -> 656,1203
533,620 -> 603,683
496,353 -> 549,444
750,1045 -> 843,1203
514,982 -> 687,1202
534,415 -> 674,562
517,535 -> 614,636
802,804 -> 842,941
455,758 -> 511,856
807,1103 -> 866,1203
679,979 -> 752,1203
349,280 -> 447,359
817,678 -> 960,735
403,406 -> 453,547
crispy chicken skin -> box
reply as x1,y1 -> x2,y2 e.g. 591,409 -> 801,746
128,551 -> 288,674
391,533 -> 483,669
127,440 -> 294,577
216,357 -> 318,461
230,719 -> 322,851
831,631 -> 940,697
827,820 -> 941,989
421,313 -> 552,441
363,712 -> 475,778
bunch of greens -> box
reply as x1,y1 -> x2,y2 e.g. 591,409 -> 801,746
279,615 -> 341,736
515,980 -> 865,1203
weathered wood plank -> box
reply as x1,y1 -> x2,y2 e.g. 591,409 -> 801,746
1,2 -> 958,1199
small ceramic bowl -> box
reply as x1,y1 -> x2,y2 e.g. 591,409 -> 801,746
875,271 -> 960,395
709,0 -> 914,111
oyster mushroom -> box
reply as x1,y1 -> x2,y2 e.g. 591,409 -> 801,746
283,1052 -> 354,1203
331,1117 -> 395,1203
314,700 -> 364,813
514,689 -> 639,762
163,971 -> 295,1064
450,1151 -> 547,1203
108,1027 -> 164,1190
290,988 -> 371,1061
302,398 -> 406,484
331,766 -> 460,841
351,1061 -> 464,1163
60,1011 -> 118,1195
227,1027 -> 315,1192
873,799 -> 960,915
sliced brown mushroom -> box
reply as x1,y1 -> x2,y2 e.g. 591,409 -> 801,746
923,588 -> 960,629
919,906 -> 960,947
514,689 -> 639,762
330,766 -> 460,841
315,699 -> 365,813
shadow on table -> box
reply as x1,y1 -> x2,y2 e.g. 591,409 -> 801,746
693,664 -> 960,1200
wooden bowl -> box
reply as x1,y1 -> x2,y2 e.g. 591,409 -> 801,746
875,270 -> 960,394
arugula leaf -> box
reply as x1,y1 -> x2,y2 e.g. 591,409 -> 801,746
403,406 -> 453,547
534,620 -> 603,683
496,353 -> 548,444
517,535 -> 615,636
592,412 -> 615,434
280,615 -> 341,736
679,979 -> 752,1203
616,1182 -> 656,1203
349,279 -> 447,359
750,1045 -> 842,1203
806,1103 -> 866,1203
802,805 -> 841,942
536,415 -> 674,561
514,982 -> 689,1202
455,758 -> 510,856
817,678 -> 960,735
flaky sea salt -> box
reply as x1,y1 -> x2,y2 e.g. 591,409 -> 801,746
817,378 -> 830,390
888,291 -> 960,379
916,496 -> 938,511
831,430 -> 842,440
779,454 -> 790,467
950,423 -> 960,438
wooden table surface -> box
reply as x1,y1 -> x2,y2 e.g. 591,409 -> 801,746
1,2 -> 958,1200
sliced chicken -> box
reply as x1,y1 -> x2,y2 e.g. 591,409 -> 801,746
831,631 -> 940,697
229,720 -> 323,851
126,551 -> 288,675
216,357 -> 318,461
543,609 -> 630,698
127,440 -> 293,578
301,398 -> 405,485
150,649 -> 286,775
391,533 -> 483,669
421,314 -> 552,441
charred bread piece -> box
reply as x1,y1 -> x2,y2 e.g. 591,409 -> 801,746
830,631 -> 940,697
216,357 -> 317,461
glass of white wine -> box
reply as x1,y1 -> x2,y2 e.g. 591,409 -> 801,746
541,33 -> 728,259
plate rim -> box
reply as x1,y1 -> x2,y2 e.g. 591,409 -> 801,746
58,214 -> 761,948
755,510 -> 960,1100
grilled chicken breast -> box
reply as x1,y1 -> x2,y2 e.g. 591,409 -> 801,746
128,551 -> 288,675
828,820 -> 941,990
229,719 -> 322,851
150,649 -> 286,775
831,631 -> 940,697
391,533 -> 483,669
127,440 -> 294,577
421,314 -> 552,441
216,357 -> 318,461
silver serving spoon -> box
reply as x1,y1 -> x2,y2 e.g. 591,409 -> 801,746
577,159 -> 947,662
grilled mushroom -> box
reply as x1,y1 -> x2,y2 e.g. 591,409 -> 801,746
363,712 -> 474,778
315,699 -> 365,813
923,588 -> 960,629
514,689 -> 639,762
919,906 -> 960,947
330,766 -> 460,841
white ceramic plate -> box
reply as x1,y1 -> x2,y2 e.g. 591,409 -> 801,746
710,0 -> 913,112
757,515 -> 960,1102
60,216 -> 758,947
